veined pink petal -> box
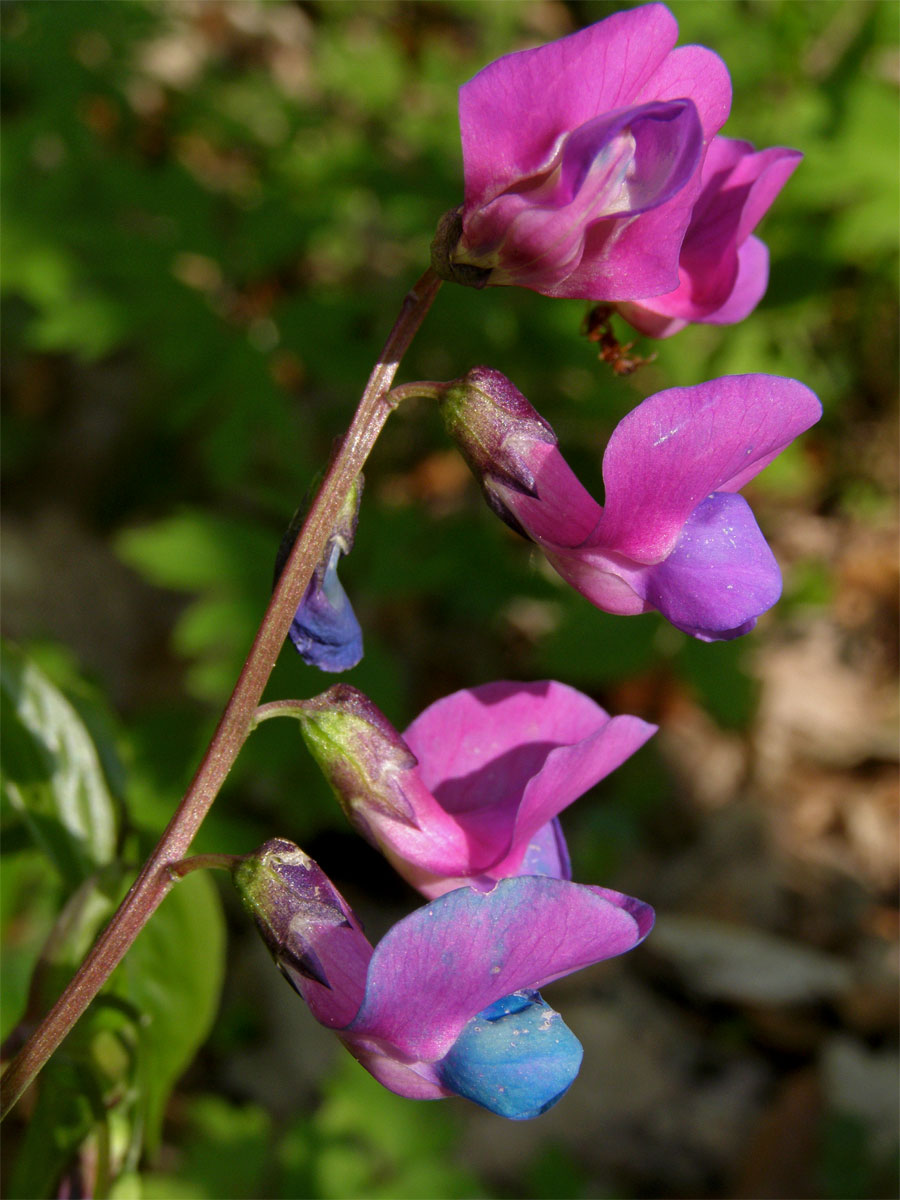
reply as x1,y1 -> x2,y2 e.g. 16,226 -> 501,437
459,5 -> 680,211
593,375 -> 822,562
405,680 -> 614,801
348,877 -> 653,1061
404,681 -> 655,880
619,139 -> 800,329
632,43 -> 731,142
491,715 -> 657,876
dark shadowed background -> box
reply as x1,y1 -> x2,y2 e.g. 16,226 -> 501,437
2,2 -> 898,1197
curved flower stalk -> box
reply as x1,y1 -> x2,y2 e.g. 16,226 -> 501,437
432,3 -> 731,301
234,839 -> 653,1119
440,367 -> 821,641
285,680 -> 655,899
618,136 -> 802,337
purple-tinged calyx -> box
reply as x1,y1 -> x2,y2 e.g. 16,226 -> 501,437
292,684 -> 420,843
233,838 -> 369,1027
441,367 -> 557,536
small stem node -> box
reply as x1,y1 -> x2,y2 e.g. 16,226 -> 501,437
169,854 -> 241,880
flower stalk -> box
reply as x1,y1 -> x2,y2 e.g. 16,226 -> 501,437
0,266 -> 442,1121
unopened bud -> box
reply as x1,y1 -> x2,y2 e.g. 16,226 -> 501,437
276,475 -> 364,673
293,686 -> 419,844
232,838 -> 369,1026
440,367 -> 557,537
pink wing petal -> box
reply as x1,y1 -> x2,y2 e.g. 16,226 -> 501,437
633,43 -> 732,142
460,5 -> 679,211
593,375 -> 822,562
701,235 -> 770,325
404,680 -> 614,802
349,877 -> 653,1061
490,714 -> 657,876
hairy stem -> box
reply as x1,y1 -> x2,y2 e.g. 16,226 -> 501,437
0,266 -> 442,1120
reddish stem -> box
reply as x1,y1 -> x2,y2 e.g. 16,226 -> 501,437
0,267 -> 442,1120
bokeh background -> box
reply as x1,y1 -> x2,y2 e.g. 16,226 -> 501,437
2,2 -> 898,1197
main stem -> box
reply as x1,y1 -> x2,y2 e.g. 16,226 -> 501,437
0,266 -> 442,1119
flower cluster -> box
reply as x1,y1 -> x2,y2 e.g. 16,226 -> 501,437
235,1 -> 819,1126
431,3 -> 800,333
235,839 -> 652,1119
235,679 -> 655,1119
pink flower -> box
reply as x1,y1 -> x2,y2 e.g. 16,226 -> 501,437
431,3 -> 731,301
441,368 -> 822,641
234,839 -> 653,1119
618,136 -> 802,337
292,681 -> 655,899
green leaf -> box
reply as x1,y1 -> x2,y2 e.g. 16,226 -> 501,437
107,871 -> 226,1148
6,1056 -> 106,1200
1,644 -> 118,888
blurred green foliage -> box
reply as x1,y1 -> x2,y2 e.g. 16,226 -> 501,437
2,1 -> 897,1196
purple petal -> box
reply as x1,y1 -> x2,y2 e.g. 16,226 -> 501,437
289,544 -> 363,672
492,439 -> 600,549
538,42 -> 731,301
639,491 -> 782,638
701,235 -> 770,326
632,43 -> 731,143
459,5 -> 680,212
518,818 -> 572,880
338,1037 -> 452,1101
464,99 -> 703,291
619,139 -> 800,330
349,876 -> 653,1061
593,375 -> 822,562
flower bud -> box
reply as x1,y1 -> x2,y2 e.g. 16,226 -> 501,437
292,685 -> 419,844
232,838 -> 369,1026
439,367 -> 557,537
276,475 -> 363,673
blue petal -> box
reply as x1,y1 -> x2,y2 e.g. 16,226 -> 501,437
290,545 -> 363,672
435,989 -> 582,1120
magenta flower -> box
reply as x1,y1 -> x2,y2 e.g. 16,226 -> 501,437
441,368 -> 821,641
431,3 -> 731,301
234,839 -> 653,1119
293,681 -> 655,899
618,136 -> 802,337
